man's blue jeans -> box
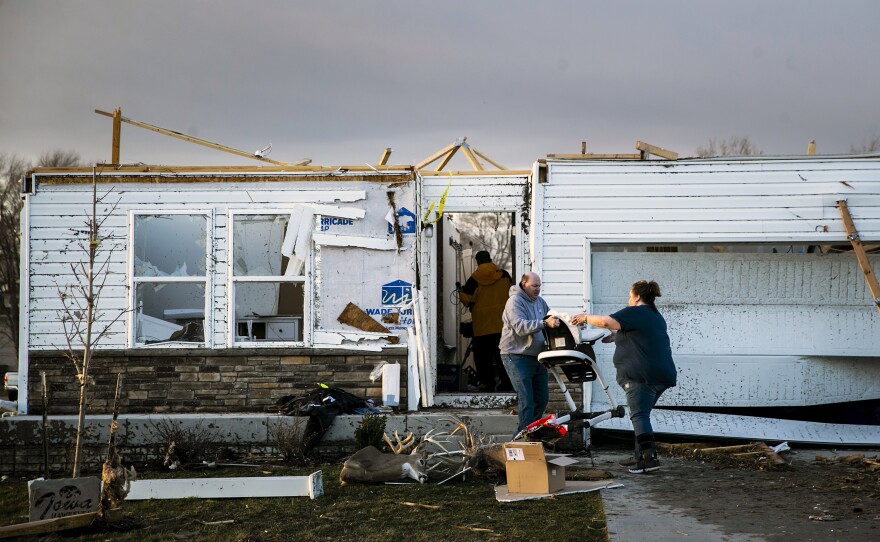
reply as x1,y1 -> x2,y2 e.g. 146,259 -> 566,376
623,380 -> 670,456
502,354 -> 549,433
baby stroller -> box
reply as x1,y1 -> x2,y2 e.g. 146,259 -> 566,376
514,315 -> 626,443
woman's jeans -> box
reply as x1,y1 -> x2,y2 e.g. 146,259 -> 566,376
501,354 -> 549,433
623,381 -> 670,456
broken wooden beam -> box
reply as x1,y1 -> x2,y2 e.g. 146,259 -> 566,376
837,199 -> 880,312
636,140 -> 679,160
547,153 -> 642,160
699,443 -> 757,454
0,512 -> 97,539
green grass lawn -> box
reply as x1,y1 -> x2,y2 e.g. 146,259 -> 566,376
0,465 -> 608,541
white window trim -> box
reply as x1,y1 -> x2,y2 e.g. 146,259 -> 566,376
128,210 -> 214,348
227,209 -> 310,348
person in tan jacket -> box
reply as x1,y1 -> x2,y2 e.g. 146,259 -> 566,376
459,251 -> 514,392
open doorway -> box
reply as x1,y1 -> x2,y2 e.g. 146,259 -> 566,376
436,212 -> 516,393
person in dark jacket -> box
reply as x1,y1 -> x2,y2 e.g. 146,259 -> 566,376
459,251 -> 514,392
500,272 -> 561,432
571,280 -> 677,474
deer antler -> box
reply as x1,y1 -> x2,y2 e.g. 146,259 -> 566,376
383,431 -> 416,454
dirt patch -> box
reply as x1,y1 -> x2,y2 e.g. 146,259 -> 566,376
591,444 -> 880,541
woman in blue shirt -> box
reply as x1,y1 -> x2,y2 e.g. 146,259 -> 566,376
571,280 -> 677,474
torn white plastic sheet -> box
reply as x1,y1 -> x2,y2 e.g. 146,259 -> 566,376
313,233 -> 403,251
126,472 -> 323,500
309,204 -> 365,220
406,327 -> 421,411
281,204 -> 315,275
369,361 -> 388,382
771,442 -> 791,454
313,331 -> 388,351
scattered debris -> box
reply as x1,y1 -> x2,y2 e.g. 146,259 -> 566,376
815,453 -> 880,472
658,442 -> 789,470
399,501 -> 441,510
337,302 -> 399,343
455,525 -> 495,533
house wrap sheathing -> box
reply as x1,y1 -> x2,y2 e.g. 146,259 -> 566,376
529,155 -> 880,444
18,167 -> 421,413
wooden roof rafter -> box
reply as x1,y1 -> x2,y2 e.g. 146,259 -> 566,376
95,107 -> 313,167
415,137 -> 507,172
547,140 -> 679,161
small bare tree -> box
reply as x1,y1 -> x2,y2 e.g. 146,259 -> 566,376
450,212 -> 514,273
694,136 -> 763,158
0,150 -> 83,352
38,149 -> 83,169
0,154 -> 28,351
849,135 -> 880,154
58,164 -> 127,477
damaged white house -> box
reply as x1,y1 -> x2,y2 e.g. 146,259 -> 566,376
15,152 -> 880,444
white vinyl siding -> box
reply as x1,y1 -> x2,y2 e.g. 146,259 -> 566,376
536,158 -> 880,313
532,157 -> 880,410
26,176 -> 412,350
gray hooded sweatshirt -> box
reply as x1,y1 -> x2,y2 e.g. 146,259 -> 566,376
499,284 -> 551,357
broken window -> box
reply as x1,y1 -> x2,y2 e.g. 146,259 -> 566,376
132,214 -> 209,345
231,213 -> 307,343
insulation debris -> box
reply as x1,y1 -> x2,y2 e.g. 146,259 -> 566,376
337,302 -> 400,344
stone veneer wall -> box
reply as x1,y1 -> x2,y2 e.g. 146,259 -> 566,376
26,348 -> 409,415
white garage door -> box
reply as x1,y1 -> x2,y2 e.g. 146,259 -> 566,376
589,251 -> 880,408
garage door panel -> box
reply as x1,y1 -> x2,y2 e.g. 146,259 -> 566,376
592,252 -> 880,358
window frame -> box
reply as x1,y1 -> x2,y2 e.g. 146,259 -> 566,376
227,209 -> 311,348
128,210 -> 214,348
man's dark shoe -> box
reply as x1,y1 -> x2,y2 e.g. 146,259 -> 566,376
628,457 -> 661,474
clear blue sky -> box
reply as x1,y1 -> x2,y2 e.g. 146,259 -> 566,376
1,0 -> 878,168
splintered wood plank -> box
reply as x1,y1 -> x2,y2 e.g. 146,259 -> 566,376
546,153 -> 642,160
837,199 -> 880,312
0,512 -> 97,539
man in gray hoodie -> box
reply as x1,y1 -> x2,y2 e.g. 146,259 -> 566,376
500,272 -> 561,433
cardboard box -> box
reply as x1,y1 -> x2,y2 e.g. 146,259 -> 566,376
502,442 -> 580,494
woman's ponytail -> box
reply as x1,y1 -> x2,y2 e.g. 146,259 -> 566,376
632,280 -> 661,312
